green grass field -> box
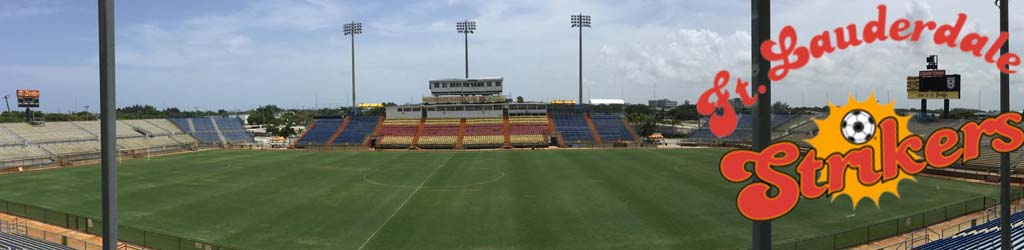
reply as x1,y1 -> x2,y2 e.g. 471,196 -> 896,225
0,149 -> 1003,250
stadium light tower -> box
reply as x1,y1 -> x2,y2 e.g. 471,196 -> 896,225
457,20 -> 476,78
343,21 -> 362,113
571,13 -> 591,105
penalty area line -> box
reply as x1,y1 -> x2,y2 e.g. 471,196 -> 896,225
355,152 -> 456,250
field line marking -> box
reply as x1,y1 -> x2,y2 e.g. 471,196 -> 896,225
356,152 -> 456,250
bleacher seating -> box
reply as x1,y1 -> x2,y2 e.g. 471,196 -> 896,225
72,121 -> 142,138
0,127 -> 24,146
691,113 -> 799,142
916,211 -> 1024,250
590,114 -> 635,142
42,142 -> 100,155
509,115 -> 549,147
333,116 -> 380,145
462,117 -> 504,148
551,112 -> 594,143
0,147 -> 49,162
121,120 -> 172,136
1,123 -> 96,143
0,232 -> 73,250
167,117 -> 252,144
379,118 -> 420,148
297,118 -> 343,146
417,118 -> 460,149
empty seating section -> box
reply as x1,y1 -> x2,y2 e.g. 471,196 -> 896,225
147,119 -> 187,133
0,127 -> 23,146
552,112 -> 594,143
0,232 -> 74,250
379,119 -> 420,148
509,115 -> 549,147
214,117 -> 245,131
590,114 -> 634,142
121,120 -> 172,136
333,116 -> 380,145
169,118 -> 191,132
418,118 -> 460,148
72,121 -> 141,138
463,117 -> 504,148
2,123 -> 95,143
298,118 -> 343,145
691,113 -> 796,141
0,147 -> 49,161
191,118 -> 216,132
167,117 -> 253,144
916,211 -> 1024,250
42,142 -> 100,155
119,137 -> 182,150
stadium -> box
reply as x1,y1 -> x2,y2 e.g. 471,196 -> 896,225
1,1 -> 1024,250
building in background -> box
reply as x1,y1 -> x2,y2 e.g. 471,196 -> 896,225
648,99 -> 677,109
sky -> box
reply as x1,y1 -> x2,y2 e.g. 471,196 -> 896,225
1,0 -> 1023,113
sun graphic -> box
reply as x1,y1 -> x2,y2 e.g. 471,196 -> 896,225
806,93 -> 917,208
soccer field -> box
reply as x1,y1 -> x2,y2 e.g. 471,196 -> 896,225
0,149 -> 1002,250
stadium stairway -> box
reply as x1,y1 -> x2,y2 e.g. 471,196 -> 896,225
622,115 -> 641,144
547,113 -> 565,147
411,117 -> 426,149
292,120 -> 315,148
456,118 -> 467,149
503,114 -> 512,148
209,117 -> 228,145
365,116 -> 386,147
584,113 -> 603,144
326,117 -> 350,149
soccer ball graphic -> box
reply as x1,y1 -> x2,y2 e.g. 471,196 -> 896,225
840,109 -> 875,144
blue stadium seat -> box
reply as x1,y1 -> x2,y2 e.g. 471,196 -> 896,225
298,118 -> 343,145
590,114 -> 634,142
916,211 -> 1024,250
552,112 -> 594,143
332,116 -> 380,145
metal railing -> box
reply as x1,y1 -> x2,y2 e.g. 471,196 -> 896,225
770,191 -> 1024,250
0,200 -> 248,250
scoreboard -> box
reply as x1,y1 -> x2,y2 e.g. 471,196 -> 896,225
907,70 -> 960,99
16,89 -> 40,108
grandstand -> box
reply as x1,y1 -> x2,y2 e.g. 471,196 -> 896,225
916,211 -> 1024,250
417,118 -> 460,149
462,117 -> 505,148
294,116 -> 344,146
0,119 -> 200,169
590,113 -> 639,143
168,117 -> 252,145
378,118 -> 420,149
509,115 -> 550,147
551,112 -> 596,144
332,115 -> 381,146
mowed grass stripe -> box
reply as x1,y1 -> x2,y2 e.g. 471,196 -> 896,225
0,149 -> 1003,250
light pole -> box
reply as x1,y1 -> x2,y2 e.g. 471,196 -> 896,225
343,22 -> 362,114
997,0 -> 1011,248
457,20 -> 476,78
571,13 -> 591,105
98,0 -> 118,249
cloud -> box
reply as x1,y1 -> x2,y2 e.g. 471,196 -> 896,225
0,0 -> 62,20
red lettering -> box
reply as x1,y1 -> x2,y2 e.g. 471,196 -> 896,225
696,71 -> 738,138
879,118 -> 925,179
933,13 -> 967,48
761,26 -> 810,81
863,5 -> 888,43
809,31 -> 834,58
924,128 -> 962,168
834,24 -> 863,49
889,19 -> 911,41
960,33 -> 989,57
721,143 -> 801,221
997,54 -> 1021,74
796,149 -> 827,199
910,20 -> 937,42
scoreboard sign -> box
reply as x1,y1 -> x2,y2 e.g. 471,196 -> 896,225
16,89 -> 40,108
907,71 -> 960,100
